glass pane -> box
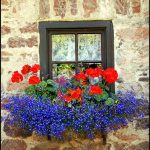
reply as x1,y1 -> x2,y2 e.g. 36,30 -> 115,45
78,34 -> 101,61
52,64 -> 75,79
52,34 -> 75,61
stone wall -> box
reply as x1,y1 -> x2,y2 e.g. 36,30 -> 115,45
1,0 -> 149,150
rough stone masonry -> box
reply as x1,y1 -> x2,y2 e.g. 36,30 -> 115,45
1,0 -> 149,150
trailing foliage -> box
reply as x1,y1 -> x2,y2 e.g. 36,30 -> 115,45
3,91 -> 145,140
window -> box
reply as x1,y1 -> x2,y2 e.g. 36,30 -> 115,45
39,21 -> 114,91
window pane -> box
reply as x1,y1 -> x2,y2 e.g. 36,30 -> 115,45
78,34 -> 101,61
52,34 -> 75,61
52,64 -> 75,79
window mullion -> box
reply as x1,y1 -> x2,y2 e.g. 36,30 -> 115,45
101,32 -> 106,69
75,33 -> 78,69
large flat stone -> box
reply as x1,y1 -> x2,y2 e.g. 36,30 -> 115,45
127,141 -> 149,150
31,142 -> 59,150
1,139 -> 27,150
3,119 -> 32,138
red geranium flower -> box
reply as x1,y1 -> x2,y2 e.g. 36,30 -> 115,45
68,88 -> 82,100
74,71 -> 87,80
103,68 -> 118,84
81,81 -> 87,85
28,76 -> 41,84
11,71 -> 23,83
86,68 -> 95,78
86,67 -> 103,78
63,95 -> 72,102
21,64 -> 31,75
95,67 -> 104,76
30,64 -> 41,73
89,85 -> 103,95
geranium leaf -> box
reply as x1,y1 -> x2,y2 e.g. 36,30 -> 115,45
38,81 -> 47,87
47,79 -> 55,85
105,98 -> 114,106
95,94 -> 102,101
100,91 -> 109,100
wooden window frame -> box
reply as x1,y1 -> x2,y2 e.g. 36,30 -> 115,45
39,21 -> 114,92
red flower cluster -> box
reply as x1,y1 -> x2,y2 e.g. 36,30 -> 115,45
28,76 -> 41,85
63,95 -> 72,102
21,64 -> 41,75
11,64 -> 41,85
30,64 -> 41,73
89,86 -> 103,95
63,88 -> 82,102
85,67 -> 118,84
86,67 -> 103,78
103,68 -> 118,84
21,64 -> 31,75
74,71 -> 86,80
11,71 -> 23,83
68,88 -> 82,100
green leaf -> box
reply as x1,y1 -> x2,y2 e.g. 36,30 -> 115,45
46,79 -> 55,85
100,91 -> 109,100
72,80 -> 78,86
52,98 -> 57,102
38,81 -> 47,87
46,87 -> 55,92
99,83 -> 105,89
110,92 -> 118,99
42,93 -> 48,97
68,103 -> 72,107
95,94 -> 102,101
105,98 -> 114,106
25,85 -> 36,95
114,99 -> 119,104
